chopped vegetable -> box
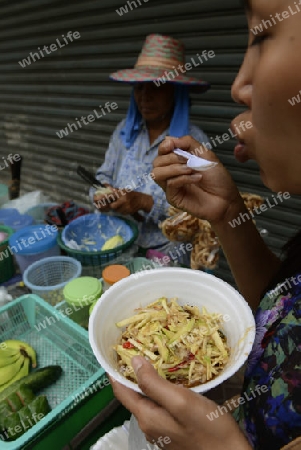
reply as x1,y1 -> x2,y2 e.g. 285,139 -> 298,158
114,297 -> 229,388
122,342 -> 134,349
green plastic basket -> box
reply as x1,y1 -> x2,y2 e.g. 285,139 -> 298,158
0,294 -> 107,450
57,216 -> 139,266
0,224 -> 15,283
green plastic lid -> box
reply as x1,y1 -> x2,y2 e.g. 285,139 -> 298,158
63,276 -> 102,306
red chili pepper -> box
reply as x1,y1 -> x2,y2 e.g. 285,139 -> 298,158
168,355 -> 195,372
168,361 -> 186,372
122,342 -> 134,349
168,366 -> 181,372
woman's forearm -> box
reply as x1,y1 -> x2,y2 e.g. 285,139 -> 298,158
212,199 -> 281,310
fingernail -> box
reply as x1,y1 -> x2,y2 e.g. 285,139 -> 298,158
191,174 -> 203,181
132,356 -> 144,374
163,138 -> 172,148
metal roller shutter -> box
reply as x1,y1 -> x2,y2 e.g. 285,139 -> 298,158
0,0 -> 299,284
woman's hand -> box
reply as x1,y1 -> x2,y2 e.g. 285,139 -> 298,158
111,356 -> 252,450
109,190 -> 153,216
153,136 -> 243,226
93,185 -> 115,212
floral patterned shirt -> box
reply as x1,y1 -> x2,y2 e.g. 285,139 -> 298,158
90,119 -> 210,249
233,274 -> 301,449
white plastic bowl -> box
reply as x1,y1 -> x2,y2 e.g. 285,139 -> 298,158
89,268 -> 255,394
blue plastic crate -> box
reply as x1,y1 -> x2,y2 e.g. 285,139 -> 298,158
0,294 -> 105,450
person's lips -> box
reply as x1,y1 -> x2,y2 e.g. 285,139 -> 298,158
234,139 -> 251,163
230,121 -> 251,163
234,140 -> 250,163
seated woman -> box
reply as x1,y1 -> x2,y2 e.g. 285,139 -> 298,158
91,33 -> 210,252
111,1 -> 301,449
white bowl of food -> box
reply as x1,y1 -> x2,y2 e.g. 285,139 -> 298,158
89,267 -> 255,394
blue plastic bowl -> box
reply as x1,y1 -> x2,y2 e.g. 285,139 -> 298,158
61,213 -> 135,252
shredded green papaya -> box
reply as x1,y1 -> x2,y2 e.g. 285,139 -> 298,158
113,297 -> 230,387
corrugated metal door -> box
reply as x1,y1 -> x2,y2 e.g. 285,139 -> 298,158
0,0 -> 299,283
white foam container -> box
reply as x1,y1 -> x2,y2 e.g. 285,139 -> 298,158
89,267 -> 255,394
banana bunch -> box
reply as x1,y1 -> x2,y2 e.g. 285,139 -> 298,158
101,234 -> 124,251
0,340 -> 37,393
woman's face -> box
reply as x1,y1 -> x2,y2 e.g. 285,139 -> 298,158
231,0 -> 301,194
134,82 -> 175,124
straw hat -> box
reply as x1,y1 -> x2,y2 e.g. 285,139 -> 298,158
110,34 -> 210,93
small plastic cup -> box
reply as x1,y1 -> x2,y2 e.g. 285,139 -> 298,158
102,265 -> 130,291
63,276 -> 102,328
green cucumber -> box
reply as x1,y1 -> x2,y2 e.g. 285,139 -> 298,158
0,366 -> 62,403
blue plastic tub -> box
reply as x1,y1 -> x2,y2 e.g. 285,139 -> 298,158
0,207 -> 21,224
0,211 -> 34,231
9,225 -> 60,274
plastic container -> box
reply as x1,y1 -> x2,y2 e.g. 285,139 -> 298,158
0,184 -> 9,207
89,298 -> 99,316
89,302 -> 96,316
89,267 -> 256,395
0,224 -> 15,283
0,207 -> 20,224
1,212 -> 35,231
0,208 -> 35,231
61,213 -> 136,252
0,293 -> 113,450
125,257 -> 162,273
23,256 -> 82,305
102,265 -> 130,291
58,214 -> 138,267
9,224 -> 59,274
63,276 -> 102,328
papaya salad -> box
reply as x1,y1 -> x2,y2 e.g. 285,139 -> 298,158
113,297 -> 229,388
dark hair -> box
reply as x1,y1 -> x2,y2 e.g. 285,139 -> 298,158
263,230 -> 301,296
